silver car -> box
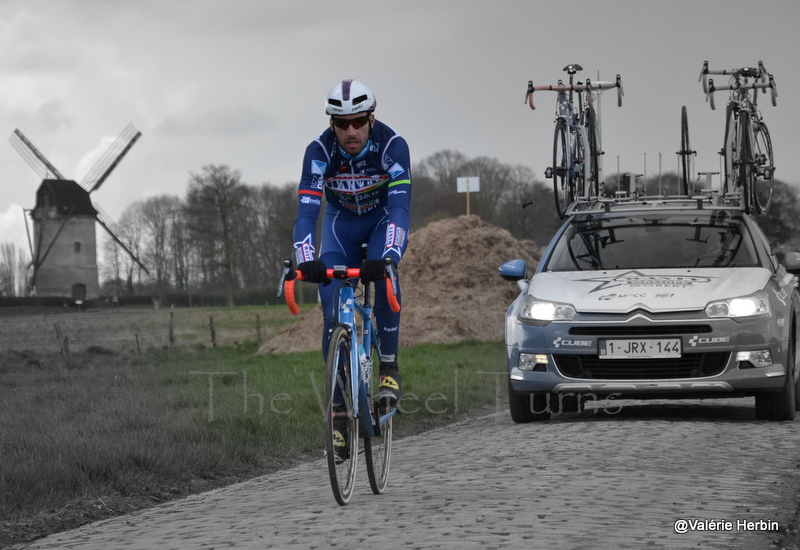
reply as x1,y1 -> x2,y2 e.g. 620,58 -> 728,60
500,199 -> 800,421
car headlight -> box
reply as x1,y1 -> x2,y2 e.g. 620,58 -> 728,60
705,291 -> 770,319
519,295 -> 576,325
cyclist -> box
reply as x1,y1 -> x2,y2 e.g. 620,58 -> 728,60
291,79 -> 412,408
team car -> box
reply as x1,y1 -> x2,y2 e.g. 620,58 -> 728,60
500,197 -> 800,422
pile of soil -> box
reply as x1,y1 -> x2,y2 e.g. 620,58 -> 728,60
260,215 -> 541,354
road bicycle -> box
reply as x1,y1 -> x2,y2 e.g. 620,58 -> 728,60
279,256 -> 400,505
700,60 -> 777,214
526,64 -> 623,218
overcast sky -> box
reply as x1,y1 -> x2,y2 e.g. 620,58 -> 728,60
0,0 -> 797,253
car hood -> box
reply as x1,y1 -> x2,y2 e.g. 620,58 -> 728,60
528,268 -> 771,313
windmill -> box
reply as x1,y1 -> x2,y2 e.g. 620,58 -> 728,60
9,124 -> 149,300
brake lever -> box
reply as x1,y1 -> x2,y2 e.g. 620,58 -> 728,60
277,258 -> 293,298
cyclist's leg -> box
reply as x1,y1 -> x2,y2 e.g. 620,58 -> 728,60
318,209 -> 372,355
367,212 -> 406,402
366,214 -> 405,361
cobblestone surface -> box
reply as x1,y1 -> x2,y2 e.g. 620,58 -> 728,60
14,398 -> 800,549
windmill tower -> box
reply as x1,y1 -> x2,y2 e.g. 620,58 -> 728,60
9,124 -> 149,300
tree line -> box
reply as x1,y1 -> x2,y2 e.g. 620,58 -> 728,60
0,149 -> 798,302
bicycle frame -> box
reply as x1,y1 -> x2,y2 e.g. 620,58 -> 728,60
335,276 -> 397,438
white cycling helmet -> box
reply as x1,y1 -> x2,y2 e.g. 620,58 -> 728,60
325,80 -> 377,116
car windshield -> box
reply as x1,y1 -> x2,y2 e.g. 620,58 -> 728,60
544,211 -> 761,271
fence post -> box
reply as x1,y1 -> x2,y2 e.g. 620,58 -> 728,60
169,312 -> 174,347
209,315 -> 216,348
53,322 -> 68,356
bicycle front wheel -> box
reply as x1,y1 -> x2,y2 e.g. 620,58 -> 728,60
751,120 -> 774,214
324,325 -> 359,506
552,117 -> 573,218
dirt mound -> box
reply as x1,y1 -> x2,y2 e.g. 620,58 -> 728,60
260,215 -> 540,354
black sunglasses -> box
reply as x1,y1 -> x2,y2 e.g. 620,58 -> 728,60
331,114 -> 372,130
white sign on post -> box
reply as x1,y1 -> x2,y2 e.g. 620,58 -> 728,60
456,176 -> 480,216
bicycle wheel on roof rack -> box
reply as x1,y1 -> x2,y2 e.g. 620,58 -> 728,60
585,106 -> 601,198
552,117 -> 573,218
737,110 -> 754,214
751,119 -> 774,214
722,102 -> 737,200
679,106 -> 694,196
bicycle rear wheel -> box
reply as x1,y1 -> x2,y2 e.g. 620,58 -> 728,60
552,117 -> 573,219
722,102 -> 737,199
324,325 -> 359,506
751,120 -> 774,214
737,110 -> 754,214
364,391 -> 392,495
585,106 -> 601,198
679,106 -> 693,195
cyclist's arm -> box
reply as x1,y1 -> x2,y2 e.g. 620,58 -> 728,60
293,137 -> 329,264
381,133 -> 412,263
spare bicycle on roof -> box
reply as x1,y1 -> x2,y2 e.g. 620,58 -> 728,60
700,60 -> 777,215
525,63 -> 624,218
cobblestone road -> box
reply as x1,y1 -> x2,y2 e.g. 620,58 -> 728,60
15,398 -> 800,549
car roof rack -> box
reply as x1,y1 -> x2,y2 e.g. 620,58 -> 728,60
565,189 -> 744,215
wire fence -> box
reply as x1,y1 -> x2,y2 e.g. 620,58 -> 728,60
0,306 -> 290,355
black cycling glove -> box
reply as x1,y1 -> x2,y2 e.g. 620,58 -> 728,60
297,260 -> 330,285
360,259 -> 394,285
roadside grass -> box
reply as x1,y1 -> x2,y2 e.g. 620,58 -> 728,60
0,338 -> 507,544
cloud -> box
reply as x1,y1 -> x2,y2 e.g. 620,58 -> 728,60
154,104 -> 275,137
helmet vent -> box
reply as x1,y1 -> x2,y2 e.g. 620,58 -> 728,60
352,94 -> 368,105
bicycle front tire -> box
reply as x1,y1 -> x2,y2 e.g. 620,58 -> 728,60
552,117 -> 573,218
324,325 -> 359,505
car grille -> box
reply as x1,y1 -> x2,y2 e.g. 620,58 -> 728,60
569,325 -> 713,336
554,353 -> 729,380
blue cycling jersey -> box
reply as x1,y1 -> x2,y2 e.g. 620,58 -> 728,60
293,119 -> 412,265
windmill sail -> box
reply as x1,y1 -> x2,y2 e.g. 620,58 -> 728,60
9,129 -> 65,180
80,124 -> 142,194
93,202 -> 151,275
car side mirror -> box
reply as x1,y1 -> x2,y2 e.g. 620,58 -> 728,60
499,259 -> 527,281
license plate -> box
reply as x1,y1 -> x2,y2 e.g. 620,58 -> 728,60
599,338 -> 681,359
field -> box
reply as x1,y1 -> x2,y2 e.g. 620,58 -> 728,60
0,304 -> 507,547
0,304 -> 306,354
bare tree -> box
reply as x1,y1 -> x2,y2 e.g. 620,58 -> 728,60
184,165 -> 249,306
0,242 -> 16,296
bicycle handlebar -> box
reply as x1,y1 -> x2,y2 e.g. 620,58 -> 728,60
526,74 -> 623,110
700,60 -> 777,110
705,75 -> 777,110
279,259 -> 401,316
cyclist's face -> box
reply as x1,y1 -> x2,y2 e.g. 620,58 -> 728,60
331,113 -> 373,156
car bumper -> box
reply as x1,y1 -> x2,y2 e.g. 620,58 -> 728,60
505,314 -> 789,398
